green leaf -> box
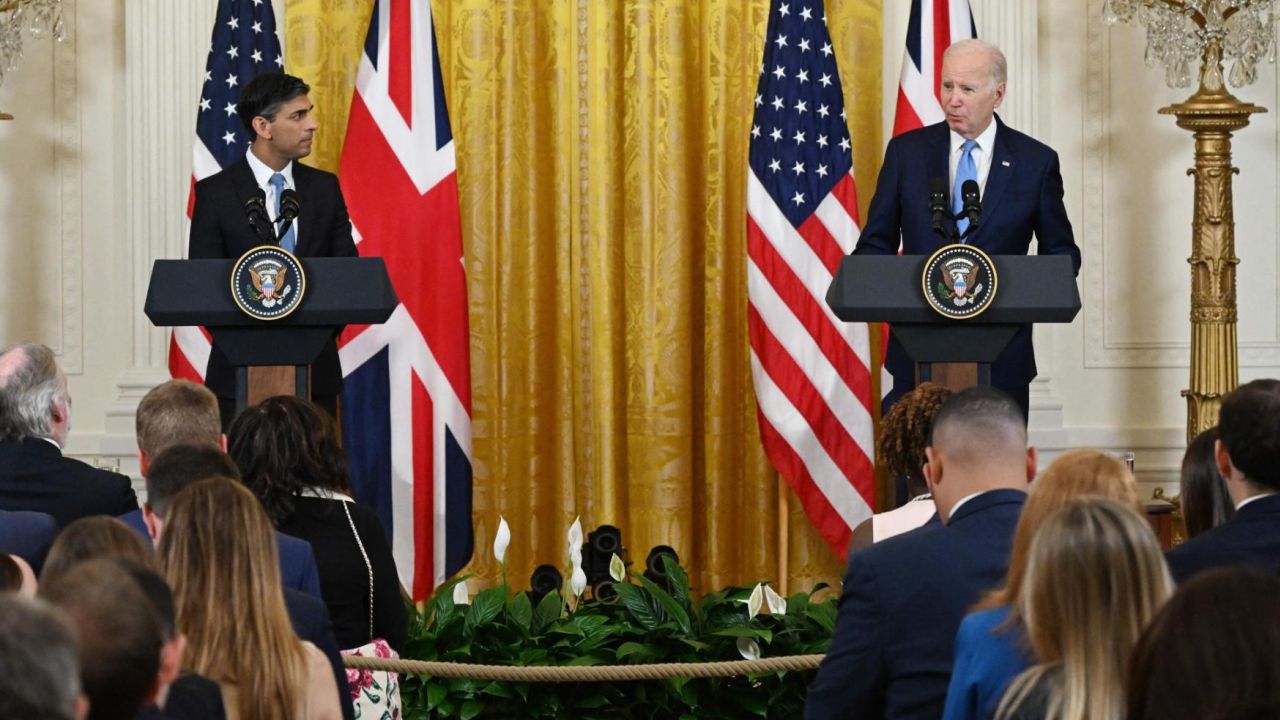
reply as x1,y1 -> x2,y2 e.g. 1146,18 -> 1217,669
426,682 -> 447,710
661,554 -> 691,606
711,626 -> 773,643
465,587 -> 506,634
508,591 -> 533,631
460,699 -> 486,720
531,590 -> 563,635
564,655 -> 604,666
636,574 -> 692,634
804,603 -> 836,634
614,582 -> 663,630
480,681 -> 514,698
615,641 -> 658,661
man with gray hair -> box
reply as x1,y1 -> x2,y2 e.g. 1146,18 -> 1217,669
0,343 -> 136,526
0,594 -> 88,720
853,39 -> 1081,419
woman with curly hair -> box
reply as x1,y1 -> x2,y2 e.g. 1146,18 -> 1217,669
228,396 -> 407,652
847,382 -> 952,553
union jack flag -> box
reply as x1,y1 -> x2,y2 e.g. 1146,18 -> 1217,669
893,0 -> 977,136
170,0 -> 284,382
747,0 -> 874,555
338,0 -> 473,600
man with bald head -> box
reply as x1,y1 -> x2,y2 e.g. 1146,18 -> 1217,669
0,343 -> 136,527
805,386 -> 1033,720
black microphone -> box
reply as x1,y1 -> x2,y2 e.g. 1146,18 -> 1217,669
929,177 -> 954,241
959,179 -> 981,237
277,188 -> 301,242
244,190 -> 272,244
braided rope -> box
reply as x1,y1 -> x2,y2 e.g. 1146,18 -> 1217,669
343,653 -> 825,683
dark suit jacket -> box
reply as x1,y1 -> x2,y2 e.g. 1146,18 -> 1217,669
189,157 -> 357,399
854,118 -> 1081,400
285,587 -> 355,720
118,509 -> 322,599
1166,494 -> 1280,584
804,488 -> 1027,720
0,508 -> 58,574
0,438 -> 137,527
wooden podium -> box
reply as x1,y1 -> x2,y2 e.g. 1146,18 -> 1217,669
826,254 -> 1081,393
145,257 -> 398,413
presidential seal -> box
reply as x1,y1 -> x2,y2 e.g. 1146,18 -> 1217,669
230,246 -> 306,321
921,244 -> 998,319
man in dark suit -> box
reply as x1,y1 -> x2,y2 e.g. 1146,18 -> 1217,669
804,386 -> 1034,719
0,343 -> 137,527
0,507 -> 58,574
189,72 -> 356,427
1167,379 -> 1280,583
853,40 -> 1081,418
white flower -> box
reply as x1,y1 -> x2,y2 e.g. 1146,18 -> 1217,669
452,580 -> 470,605
609,553 -> 626,582
764,584 -> 787,615
493,516 -> 511,564
736,637 -> 762,660
747,582 -> 764,618
567,516 -> 583,564
570,566 -> 587,598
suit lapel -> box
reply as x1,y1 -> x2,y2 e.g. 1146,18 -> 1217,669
973,116 -> 1015,245
228,159 -> 274,247
293,164 -> 315,256
931,123 -> 951,208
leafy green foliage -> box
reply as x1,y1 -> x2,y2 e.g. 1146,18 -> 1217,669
399,567 -> 837,719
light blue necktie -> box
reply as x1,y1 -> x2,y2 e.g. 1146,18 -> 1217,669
269,172 -> 297,253
952,139 -> 979,238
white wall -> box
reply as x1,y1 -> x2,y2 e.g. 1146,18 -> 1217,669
1,0 -> 1276,498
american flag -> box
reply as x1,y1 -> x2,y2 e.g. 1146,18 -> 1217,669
337,0 -> 473,600
892,0 -> 976,136
747,0 -> 874,555
169,0 -> 284,382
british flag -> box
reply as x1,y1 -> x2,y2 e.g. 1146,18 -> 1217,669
337,0 -> 473,600
170,0 -> 284,382
893,0 -> 976,136
747,0 -> 874,556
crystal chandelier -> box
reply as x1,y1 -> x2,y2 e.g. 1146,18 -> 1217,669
1104,0 -> 1277,89
0,0 -> 67,92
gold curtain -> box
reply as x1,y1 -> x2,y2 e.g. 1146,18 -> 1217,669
284,0 -> 882,595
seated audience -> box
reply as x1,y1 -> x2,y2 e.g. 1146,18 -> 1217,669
943,448 -> 1143,720
128,442 -> 322,598
1166,379 -> 1280,583
158,477 -> 342,720
0,343 -> 136,526
0,506 -> 58,572
848,382 -> 952,553
993,498 -> 1172,720
805,386 -> 1033,720
40,515 -> 156,585
0,594 -> 87,720
230,396 -> 407,652
1127,567 -> 1280,720
40,558 -> 168,720
1178,426 -> 1233,540
0,550 -> 36,596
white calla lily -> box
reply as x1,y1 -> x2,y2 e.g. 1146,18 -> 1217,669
747,582 -> 765,618
570,566 -> 588,598
452,580 -> 470,605
567,516 -> 584,561
493,516 -> 511,564
736,637 -> 762,661
764,584 -> 787,615
609,553 -> 626,582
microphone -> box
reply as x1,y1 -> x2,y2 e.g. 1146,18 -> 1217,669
277,188 -> 300,242
929,177 -> 954,241
959,179 -> 981,236
244,190 -> 272,244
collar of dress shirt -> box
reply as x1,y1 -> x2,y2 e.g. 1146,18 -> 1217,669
945,490 -> 987,523
950,118 -> 998,162
1236,492 -> 1277,512
245,146 -> 295,190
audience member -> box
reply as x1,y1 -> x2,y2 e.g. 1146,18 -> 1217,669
804,386 -> 1034,720
158,477 -> 342,720
0,550 -> 36,596
0,506 -> 57,572
0,343 -> 136,526
40,558 -> 167,720
1179,426 -> 1233,540
993,498 -> 1172,720
230,395 -> 407,652
1166,379 -> 1280,583
942,448 -> 1142,720
41,516 -> 156,585
1127,567 -> 1280,720
0,594 -> 87,720
126,380 -> 322,596
128,442 -> 322,598
848,382 -> 952,553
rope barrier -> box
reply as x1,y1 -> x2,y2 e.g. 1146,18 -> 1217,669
343,653 -> 825,683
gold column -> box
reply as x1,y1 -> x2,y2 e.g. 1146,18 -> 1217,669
1159,42 -> 1264,443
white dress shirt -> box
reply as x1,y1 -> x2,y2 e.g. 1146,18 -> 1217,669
245,148 -> 301,243
948,120 -> 998,198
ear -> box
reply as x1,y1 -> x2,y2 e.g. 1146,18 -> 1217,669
219,433 -> 228,453
1215,438 -> 1237,482
251,115 -> 271,140
992,82 -> 1006,108
142,505 -> 161,542
1025,447 -> 1038,483
137,449 -> 150,476
924,446 -> 941,493
155,635 -> 185,695
74,694 -> 90,720
49,396 -> 68,425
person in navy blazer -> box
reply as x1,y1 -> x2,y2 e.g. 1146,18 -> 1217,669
1166,379 -> 1280,584
804,386 -> 1034,720
853,40 -> 1081,418
0,508 -> 58,574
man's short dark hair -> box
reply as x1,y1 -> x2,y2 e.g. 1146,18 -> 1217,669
1218,379 -> 1280,490
145,444 -> 241,516
237,72 -> 310,135
0,595 -> 81,720
929,385 -> 1026,461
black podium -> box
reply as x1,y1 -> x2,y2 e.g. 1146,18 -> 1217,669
145,257 -> 398,412
826,254 -> 1080,390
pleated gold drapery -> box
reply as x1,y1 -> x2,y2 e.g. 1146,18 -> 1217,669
284,0 -> 882,596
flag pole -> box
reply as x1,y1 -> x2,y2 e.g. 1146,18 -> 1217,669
777,477 -> 789,595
